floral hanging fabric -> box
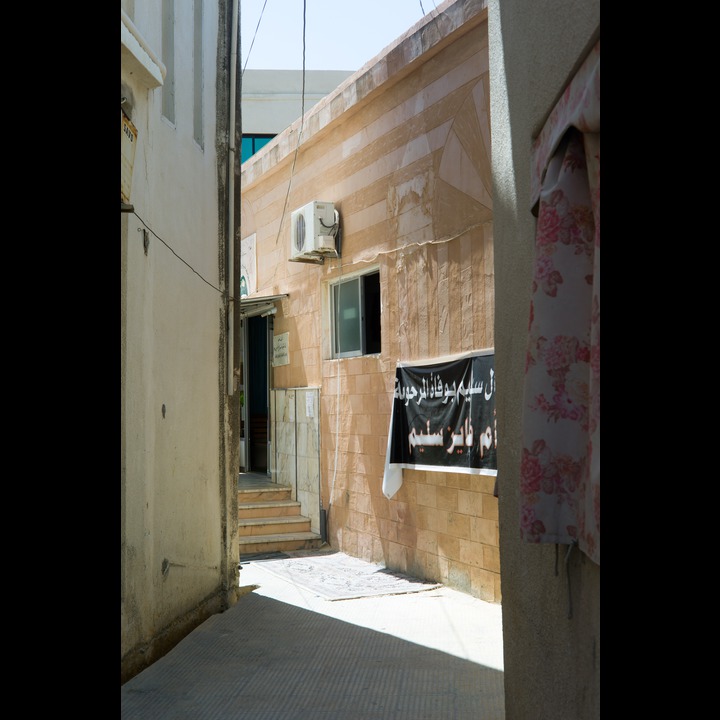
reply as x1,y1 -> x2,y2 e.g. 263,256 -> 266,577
520,40 -> 600,565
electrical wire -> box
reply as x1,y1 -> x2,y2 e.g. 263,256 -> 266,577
131,210 -> 487,307
339,220 -> 492,268
128,199 -> 484,310
242,0 -> 455,286
241,0 -> 268,77
130,3 -> 453,306
273,0 -> 307,247
327,356 -> 342,542
327,241 -> 348,541
133,210 -> 230,300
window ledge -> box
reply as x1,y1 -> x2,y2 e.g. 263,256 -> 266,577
121,11 -> 165,89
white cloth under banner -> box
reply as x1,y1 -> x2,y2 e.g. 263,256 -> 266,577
382,349 -> 497,500
382,401 -> 404,499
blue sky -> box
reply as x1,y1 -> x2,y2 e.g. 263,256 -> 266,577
240,0 -> 439,72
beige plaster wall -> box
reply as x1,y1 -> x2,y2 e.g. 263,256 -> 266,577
487,0 -> 600,717
121,1 -> 239,683
240,0 -> 499,602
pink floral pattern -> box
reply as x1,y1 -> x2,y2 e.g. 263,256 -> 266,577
530,41 -> 600,209
520,41 -> 600,565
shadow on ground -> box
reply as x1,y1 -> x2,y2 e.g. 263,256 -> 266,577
121,591 -> 505,719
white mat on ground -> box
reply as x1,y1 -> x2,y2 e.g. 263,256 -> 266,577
251,551 -> 442,600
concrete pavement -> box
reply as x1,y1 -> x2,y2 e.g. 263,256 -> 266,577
121,551 -> 505,719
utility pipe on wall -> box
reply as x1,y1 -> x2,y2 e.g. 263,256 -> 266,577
227,0 -> 239,395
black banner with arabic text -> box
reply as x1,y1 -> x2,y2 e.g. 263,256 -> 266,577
388,352 -> 497,474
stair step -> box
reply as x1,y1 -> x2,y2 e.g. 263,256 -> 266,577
239,531 -> 324,555
238,500 -> 302,519
238,515 -> 311,536
238,487 -> 291,503
236,478 -> 321,556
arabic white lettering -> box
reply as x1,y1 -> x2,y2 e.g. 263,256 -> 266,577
408,420 -> 444,453
395,367 -> 494,407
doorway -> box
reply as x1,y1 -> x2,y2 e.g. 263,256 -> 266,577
238,293 -> 286,475
243,313 -> 272,474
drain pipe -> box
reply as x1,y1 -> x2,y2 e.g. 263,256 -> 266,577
226,0 -> 240,396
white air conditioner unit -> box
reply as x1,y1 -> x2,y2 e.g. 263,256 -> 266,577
289,201 -> 339,261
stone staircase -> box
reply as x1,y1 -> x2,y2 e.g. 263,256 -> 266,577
238,477 -> 323,557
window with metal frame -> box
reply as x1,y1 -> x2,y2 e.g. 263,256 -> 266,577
241,134 -> 275,163
331,271 -> 381,358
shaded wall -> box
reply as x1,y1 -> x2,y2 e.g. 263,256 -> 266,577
487,0 -> 600,717
240,0 -> 500,602
121,0 -> 240,684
